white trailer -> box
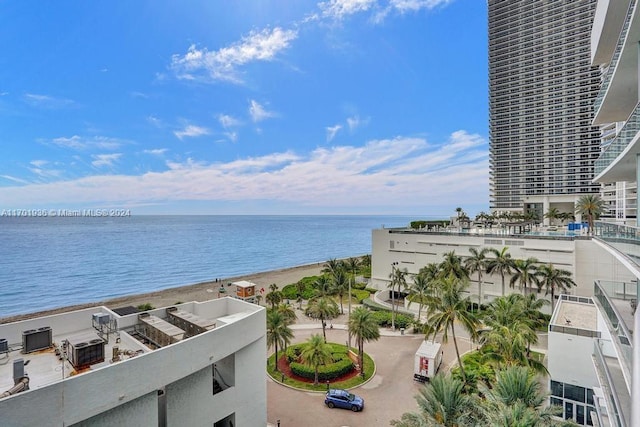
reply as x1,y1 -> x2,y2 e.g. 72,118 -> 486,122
413,340 -> 443,382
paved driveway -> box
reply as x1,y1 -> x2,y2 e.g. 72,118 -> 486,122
266,327 -> 461,427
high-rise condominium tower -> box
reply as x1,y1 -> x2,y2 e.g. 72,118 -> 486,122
488,0 -> 602,217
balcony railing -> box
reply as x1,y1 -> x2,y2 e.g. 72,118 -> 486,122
592,339 -> 630,427
594,221 -> 640,271
594,101 -> 640,177
593,281 -> 635,385
593,0 -> 637,117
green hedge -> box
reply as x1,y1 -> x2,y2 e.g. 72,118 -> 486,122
285,342 -> 356,381
369,310 -> 413,329
352,289 -> 370,303
290,358 -> 354,381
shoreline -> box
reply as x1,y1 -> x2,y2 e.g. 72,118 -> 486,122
0,262 -> 324,324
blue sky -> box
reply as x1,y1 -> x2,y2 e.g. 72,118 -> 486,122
0,0 -> 488,216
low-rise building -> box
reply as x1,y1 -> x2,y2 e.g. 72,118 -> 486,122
0,297 -> 266,427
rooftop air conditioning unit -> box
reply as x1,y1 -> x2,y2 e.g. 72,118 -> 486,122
22,327 -> 52,354
68,338 -> 105,369
0,338 -> 8,353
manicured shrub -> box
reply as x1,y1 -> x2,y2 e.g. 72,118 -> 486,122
352,289 -> 370,303
290,358 -> 354,381
281,284 -> 298,300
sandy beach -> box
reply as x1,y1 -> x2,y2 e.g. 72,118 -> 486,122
0,262 -> 324,324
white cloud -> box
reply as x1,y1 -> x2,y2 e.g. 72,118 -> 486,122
320,0 -> 377,19
218,114 -> 242,128
147,116 -> 162,127
24,93 -> 76,109
47,135 -> 125,150
224,132 -> 238,143
0,175 -> 30,184
170,27 -> 298,84
346,115 -> 369,131
389,0 -> 452,13
91,153 -> 122,168
326,124 -> 342,142
174,125 -> 211,140
30,160 -> 49,168
143,148 -> 168,156
0,131 -> 488,212
249,100 -> 277,123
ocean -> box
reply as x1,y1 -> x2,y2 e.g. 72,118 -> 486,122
0,215 -> 412,317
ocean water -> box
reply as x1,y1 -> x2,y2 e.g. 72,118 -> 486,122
0,215 -> 411,317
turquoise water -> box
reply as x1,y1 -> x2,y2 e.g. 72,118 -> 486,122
0,215 -> 411,317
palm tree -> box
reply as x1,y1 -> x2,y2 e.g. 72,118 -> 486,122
348,307 -> 380,378
300,334 -> 333,386
388,265 -> 408,330
480,323 -> 546,374
544,207 -> 560,226
266,310 -> 294,372
575,194 -> 606,234
276,303 -> 297,325
390,373 -> 481,427
465,247 -> 489,308
304,296 -> 339,342
537,264 -> 576,311
269,283 -> 278,293
423,276 -> 479,384
487,247 -> 514,296
480,366 -> 563,426
322,258 -> 343,275
313,275 -> 331,297
265,290 -> 282,309
330,268 -> 349,314
440,251 -> 469,280
509,258 -> 540,295
407,273 -> 431,320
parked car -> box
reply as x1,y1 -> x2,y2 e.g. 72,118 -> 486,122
324,389 -> 364,412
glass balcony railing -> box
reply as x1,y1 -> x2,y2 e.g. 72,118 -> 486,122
594,101 -> 640,177
593,281 -> 635,385
594,221 -> 640,271
593,339 -> 630,427
593,0 -> 637,117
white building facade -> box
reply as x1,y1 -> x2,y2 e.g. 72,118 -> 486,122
0,298 -> 266,427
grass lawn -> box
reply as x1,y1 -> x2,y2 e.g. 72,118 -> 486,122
266,344 -> 375,392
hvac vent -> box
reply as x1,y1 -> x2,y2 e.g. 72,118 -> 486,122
0,338 -> 8,353
68,338 -> 105,369
22,327 -> 52,353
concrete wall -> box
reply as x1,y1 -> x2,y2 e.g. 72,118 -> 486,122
372,229 -> 640,301
371,229 -> 580,298
0,299 -> 266,427
548,331 -> 599,389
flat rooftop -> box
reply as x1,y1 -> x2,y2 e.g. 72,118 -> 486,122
550,296 -> 598,332
0,298 -> 259,400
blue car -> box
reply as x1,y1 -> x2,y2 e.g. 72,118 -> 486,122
324,389 -> 364,412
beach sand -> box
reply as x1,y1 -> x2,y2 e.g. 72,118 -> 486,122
0,263 -> 324,324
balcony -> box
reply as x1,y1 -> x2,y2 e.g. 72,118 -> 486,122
593,280 -> 635,386
593,101 -> 640,182
592,0 -> 640,126
592,339 -> 631,427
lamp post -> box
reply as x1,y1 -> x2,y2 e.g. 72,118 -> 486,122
391,262 -> 398,331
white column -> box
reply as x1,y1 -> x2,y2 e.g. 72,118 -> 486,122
543,196 -> 550,226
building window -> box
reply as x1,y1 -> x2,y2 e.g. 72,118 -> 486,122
213,353 -> 235,395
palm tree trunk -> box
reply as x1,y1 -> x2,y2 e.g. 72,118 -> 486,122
359,339 -> 365,379
339,295 -> 344,314
477,272 -> 482,309
321,316 -> 327,342
314,368 -> 319,386
275,342 -> 279,372
501,273 -> 506,296
551,287 -> 555,312
450,323 -> 467,384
